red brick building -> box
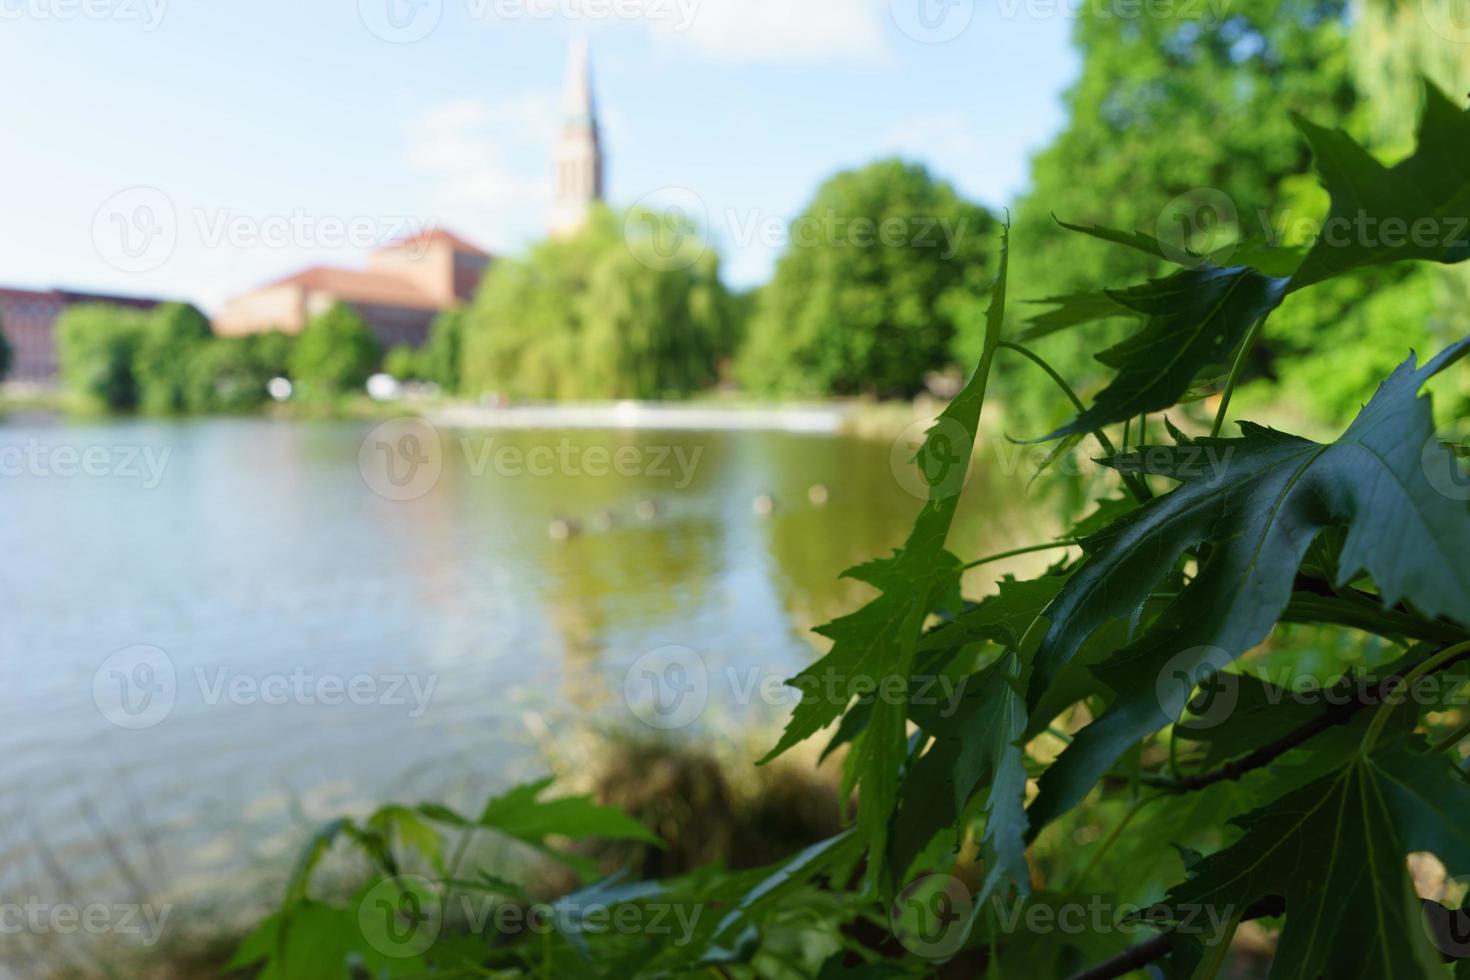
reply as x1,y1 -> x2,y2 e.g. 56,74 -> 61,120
0,287 -> 173,383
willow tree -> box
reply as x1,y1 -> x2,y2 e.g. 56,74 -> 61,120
459,206 -> 733,401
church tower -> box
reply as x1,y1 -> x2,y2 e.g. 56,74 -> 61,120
550,39 -> 604,238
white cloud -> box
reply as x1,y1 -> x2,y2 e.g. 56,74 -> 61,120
404,95 -> 559,251
649,0 -> 887,61
478,0 -> 888,63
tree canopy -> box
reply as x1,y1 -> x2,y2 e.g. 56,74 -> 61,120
737,159 -> 996,398
135,302 -> 212,413
185,331 -> 294,412
288,302 -> 381,397
459,206 -> 734,400
56,304 -> 150,411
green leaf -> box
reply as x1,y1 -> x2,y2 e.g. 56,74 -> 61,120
887,649 -> 1034,898
367,805 -> 445,874
1022,288 -> 1136,341
966,652 -> 1031,901
915,575 -> 1065,656
760,223 -> 1011,879
226,900 -> 428,980
703,831 -> 863,962
282,819 -> 351,909
1040,265 -> 1289,440
1041,84 -> 1470,437
1159,742 -> 1470,978
1028,339 -> 1470,833
821,574 -> 1062,765
1289,80 -> 1470,289
476,777 -> 663,848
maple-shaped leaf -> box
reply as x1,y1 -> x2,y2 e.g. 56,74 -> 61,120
1157,742 -> 1470,978
882,580 -> 1065,894
759,225 -> 1011,878
1289,80 -> 1470,288
1022,223 -> 1308,345
887,646 -> 1035,899
821,574 -> 1063,765
1041,265 -> 1289,439
1037,80 -> 1470,438
1026,338 -> 1470,832
1022,287 -> 1136,341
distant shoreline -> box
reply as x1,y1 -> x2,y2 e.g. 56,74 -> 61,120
427,401 -> 855,434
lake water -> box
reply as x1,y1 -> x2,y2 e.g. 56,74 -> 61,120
0,412 -> 1054,951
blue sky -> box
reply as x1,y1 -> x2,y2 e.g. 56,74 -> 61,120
0,0 -> 1079,311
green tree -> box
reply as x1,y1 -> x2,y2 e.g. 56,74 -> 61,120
134,302 -> 211,413
288,303 -> 380,397
460,206 -> 733,400
1006,0 -> 1375,424
248,328 -> 295,381
55,304 -> 149,410
420,308 -> 465,390
737,159 -> 995,398
383,345 -> 424,381
184,332 -> 295,412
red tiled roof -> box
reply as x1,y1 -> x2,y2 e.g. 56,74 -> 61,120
0,286 -> 173,309
269,266 -> 443,310
380,228 -> 491,258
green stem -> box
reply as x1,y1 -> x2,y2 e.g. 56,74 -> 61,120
961,540 -> 1079,571
438,825 -> 476,921
1362,640 -> 1470,753
1211,313 -> 1268,438
1429,716 -> 1470,756
998,341 -> 1152,501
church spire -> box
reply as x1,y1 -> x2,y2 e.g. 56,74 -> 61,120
550,38 -> 604,238
563,36 -> 595,126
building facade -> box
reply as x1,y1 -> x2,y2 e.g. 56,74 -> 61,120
0,288 -> 172,384
210,230 -> 491,349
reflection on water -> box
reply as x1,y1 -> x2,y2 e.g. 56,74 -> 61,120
0,414 -> 1055,930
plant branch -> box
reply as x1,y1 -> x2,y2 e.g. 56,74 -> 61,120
961,540 -> 1080,572
1154,641 -> 1470,794
1064,896 -> 1285,980
1210,312 -> 1269,438
1363,639 -> 1470,752
998,340 -> 1152,502
1430,716 -> 1470,756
